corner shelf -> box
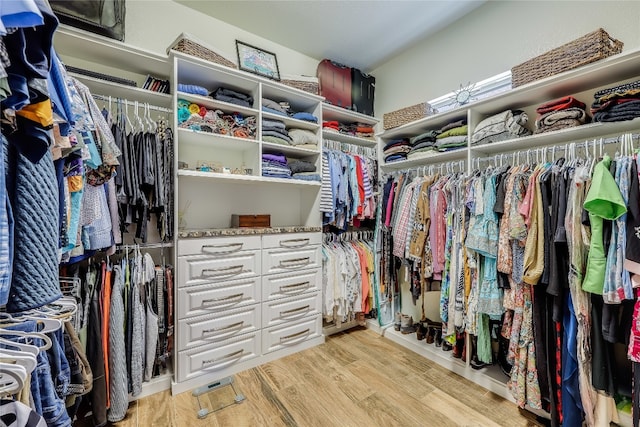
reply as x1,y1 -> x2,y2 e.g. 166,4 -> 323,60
70,73 -> 172,107
381,148 -> 467,169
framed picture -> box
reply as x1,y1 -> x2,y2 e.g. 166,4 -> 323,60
236,41 -> 280,80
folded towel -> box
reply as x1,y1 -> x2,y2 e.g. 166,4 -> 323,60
292,172 -> 321,182
262,118 -> 286,129
535,107 -> 587,129
437,125 -> 467,139
178,84 -> 208,96
262,135 -> 290,146
471,110 -> 530,146
593,100 -> 640,122
263,130 -> 292,143
409,130 -> 440,146
262,98 -> 287,113
535,118 -> 584,134
383,138 -> 410,151
439,119 -> 467,133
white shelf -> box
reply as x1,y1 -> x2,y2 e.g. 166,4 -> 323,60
261,141 -> 320,157
377,108 -> 467,140
322,131 -> 377,147
54,25 -> 171,78
381,148 -> 467,169
322,103 -> 379,126
470,118 -> 640,155
70,73 -> 172,107
178,169 -> 321,187
177,91 -> 258,117
262,111 -> 320,131
470,48 -> 640,116
177,128 -> 258,150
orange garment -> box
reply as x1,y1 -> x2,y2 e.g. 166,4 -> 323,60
352,242 -> 371,314
15,100 -> 54,128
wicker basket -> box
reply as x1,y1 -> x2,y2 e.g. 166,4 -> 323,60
511,28 -> 623,88
281,79 -> 319,95
168,33 -> 237,69
383,102 -> 436,130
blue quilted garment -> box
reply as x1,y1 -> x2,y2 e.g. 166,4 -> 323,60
6,145 -> 62,312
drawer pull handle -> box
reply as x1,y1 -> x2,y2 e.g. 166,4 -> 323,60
280,305 -> 310,318
279,281 -> 310,293
201,265 -> 244,279
202,242 -> 244,254
201,293 -> 244,308
279,257 -> 310,269
201,349 -> 244,369
279,328 -> 311,343
279,238 -> 310,248
202,321 -> 245,339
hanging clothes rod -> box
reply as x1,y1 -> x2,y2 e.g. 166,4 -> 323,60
384,159 -> 466,177
92,93 -> 174,114
323,138 -> 376,158
473,131 -> 639,165
115,242 -> 174,250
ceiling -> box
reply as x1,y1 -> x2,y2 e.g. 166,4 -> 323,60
174,1 -> 485,72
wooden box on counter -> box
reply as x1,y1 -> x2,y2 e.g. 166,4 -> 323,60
231,214 -> 271,228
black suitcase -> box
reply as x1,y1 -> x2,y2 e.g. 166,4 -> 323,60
351,69 -> 375,116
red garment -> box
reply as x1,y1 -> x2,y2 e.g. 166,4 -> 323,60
354,156 -> 365,217
322,120 -> 339,129
536,96 -> 586,114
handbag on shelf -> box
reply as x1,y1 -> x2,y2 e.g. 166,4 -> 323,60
50,0 -> 126,41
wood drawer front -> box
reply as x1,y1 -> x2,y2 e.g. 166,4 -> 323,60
177,277 -> 259,320
177,332 -> 260,382
262,314 -> 321,355
262,269 -> 321,302
178,250 -> 260,287
178,305 -> 261,350
262,293 -> 321,328
262,245 -> 321,275
178,236 -> 260,256
262,232 -> 321,250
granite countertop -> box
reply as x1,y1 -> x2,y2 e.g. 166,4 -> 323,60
178,226 -> 322,238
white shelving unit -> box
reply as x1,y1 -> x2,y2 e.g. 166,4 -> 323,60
375,47 -> 640,427
322,103 -> 378,148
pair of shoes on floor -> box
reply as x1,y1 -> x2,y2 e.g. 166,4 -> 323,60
452,332 -> 465,359
400,314 -> 416,334
416,322 -> 428,340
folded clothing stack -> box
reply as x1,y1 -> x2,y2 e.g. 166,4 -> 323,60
323,120 -> 340,132
591,80 -> 640,122
535,96 -> 589,133
288,158 -> 320,181
288,128 -> 318,149
471,110 -> 530,146
407,129 -> 440,159
211,87 -> 254,108
383,138 -> 411,163
177,99 -> 256,138
262,98 -> 319,123
262,118 -> 291,145
262,153 -> 291,178
178,83 -> 208,96
434,120 -> 468,152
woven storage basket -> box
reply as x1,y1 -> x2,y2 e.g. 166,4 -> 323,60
383,102 -> 436,130
281,79 -> 319,95
168,33 -> 237,69
512,28 -> 623,88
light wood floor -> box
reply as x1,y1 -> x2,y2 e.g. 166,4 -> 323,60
107,328 -> 544,427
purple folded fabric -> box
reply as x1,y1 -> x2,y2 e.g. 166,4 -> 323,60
262,153 -> 287,164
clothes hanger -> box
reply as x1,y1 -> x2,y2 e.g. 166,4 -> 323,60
0,363 -> 26,396
0,348 -> 37,374
0,338 -> 39,357
0,329 -> 52,351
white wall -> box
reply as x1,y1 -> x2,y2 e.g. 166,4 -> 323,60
373,1 -> 640,117
124,0 -> 318,76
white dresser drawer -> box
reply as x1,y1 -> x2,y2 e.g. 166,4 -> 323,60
177,332 -> 260,382
262,314 -> 322,355
262,245 -> 321,275
178,236 -> 261,256
262,292 -> 321,328
262,232 -> 321,250
177,277 -> 260,319
178,305 -> 261,350
262,269 -> 321,302
178,250 -> 260,287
